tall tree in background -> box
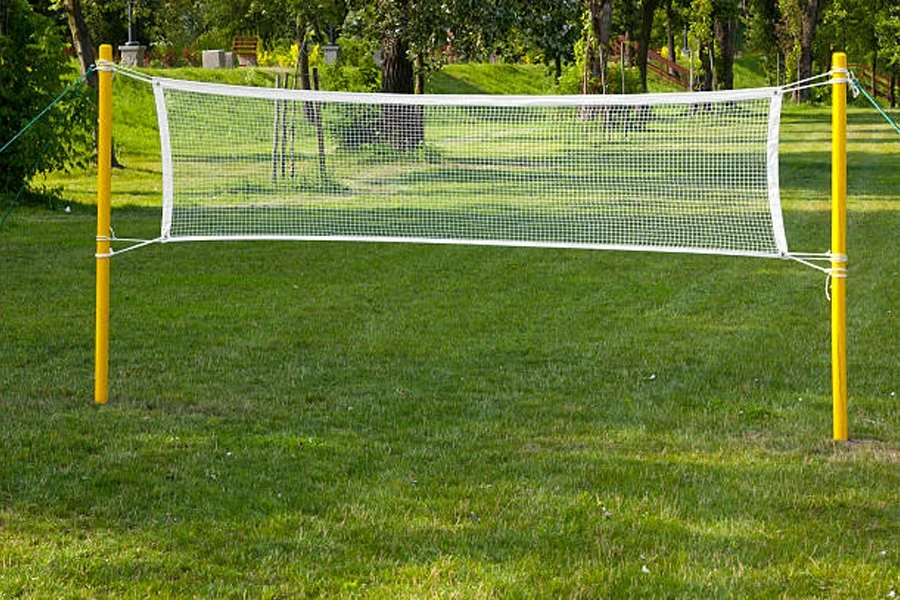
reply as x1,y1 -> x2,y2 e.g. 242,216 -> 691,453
687,0 -> 738,90
820,0 -> 897,105
286,0 -> 348,90
786,0 -> 823,102
378,0 -> 415,94
371,0 -> 446,93
56,0 -> 122,165
635,0 -> 659,92
713,0 -> 738,90
373,0 -> 426,149
689,0 -> 716,89
878,3 -> 899,106
582,0 -> 613,93
511,0 -> 580,81
746,0 -> 787,85
61,0 -> 94,85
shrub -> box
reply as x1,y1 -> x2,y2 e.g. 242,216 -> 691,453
0,0 -> 93,203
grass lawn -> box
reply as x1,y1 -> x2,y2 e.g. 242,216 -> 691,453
0,64 -> 898,598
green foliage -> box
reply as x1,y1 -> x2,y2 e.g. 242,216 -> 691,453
317,37 -> 382,92
515,0 -> 580,65
876,5 -> 900,68
0,0 -> 93,203
559,36 -> 644,95
743,0 -> 789,85
557,61 -> 644,94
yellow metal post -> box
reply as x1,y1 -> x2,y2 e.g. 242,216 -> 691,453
95,44 -> 113,405
831,52 -> 848,440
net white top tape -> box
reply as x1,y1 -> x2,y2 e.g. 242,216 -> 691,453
153,76 -> 781,107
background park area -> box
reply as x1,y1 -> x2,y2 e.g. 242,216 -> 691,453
1,0 -> 899,596
1,57 -> 898,597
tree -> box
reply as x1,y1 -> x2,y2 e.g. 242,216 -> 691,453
55,0 -> 123,166
878,4 -> 900,106
507,0 -> 579,80
374,0 -> 426,149
283,0 -> 348,89
713,0 -> 738,90
794,0 -> 821,102
635,0 -> 659,92
879,4 -> 900,69
1,0 -> 92,200
745,0 -> 788,85
820,0 -> 898,105
683,0 -> 736,91
60,0 -> 95,85
781,0 -> 823,102
689,0 -> 716,89
378,1 -> 414,94
582,0 -> 613,93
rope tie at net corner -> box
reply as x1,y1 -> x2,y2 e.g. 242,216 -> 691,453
95,234 -> 164,258
780,68 -> 849,95
846,71 -> 900,135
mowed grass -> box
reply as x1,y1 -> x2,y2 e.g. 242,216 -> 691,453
1,68 -> 898,597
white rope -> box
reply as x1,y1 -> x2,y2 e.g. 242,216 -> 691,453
786,252 -> 847,276
785,252 -> 847,301
780,69 -> 849,95
102,61 -> 154,83
95,234 -> 163,258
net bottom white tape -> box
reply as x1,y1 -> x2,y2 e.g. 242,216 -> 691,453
154,78 -> 787,258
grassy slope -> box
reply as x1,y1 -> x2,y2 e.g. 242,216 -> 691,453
1,59 -> 898,598
428,63 -> 555,95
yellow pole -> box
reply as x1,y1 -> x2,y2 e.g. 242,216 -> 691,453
831,52 -> 848,440
95,44 -> 113,405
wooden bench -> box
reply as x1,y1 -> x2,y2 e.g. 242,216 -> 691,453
232,36 -> 259,67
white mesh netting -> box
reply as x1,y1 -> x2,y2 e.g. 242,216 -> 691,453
153,78 -> 787,258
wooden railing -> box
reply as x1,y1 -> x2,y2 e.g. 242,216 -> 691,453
232,36 -> 259,67
849,63 -> 897,107
646,48 -> 690,89
610,36 -> 691,90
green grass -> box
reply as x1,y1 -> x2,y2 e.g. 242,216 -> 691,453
1,64 -> 898,598
427,63 -> 556,95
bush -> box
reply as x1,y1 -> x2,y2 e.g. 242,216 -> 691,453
556,61 -> 643,95
147,42 -> 201,68
316,38 -> 381,93
0,0 -> 93,202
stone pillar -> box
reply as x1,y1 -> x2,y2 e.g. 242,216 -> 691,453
202,50 -> 225,69
119,44 -> 145,67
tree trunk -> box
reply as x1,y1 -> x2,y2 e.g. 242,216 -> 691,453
714,15 -> 734,90
64,0 -> 122,167
793,0 -> 820,103
583,0 -> 612,94
380,33 -> 423,150
871,48 -> 877,100
636,0 -> 659,93
700,43 -> 714,91
414,54 -> 425,95
295,18 -> 311,91
890,71 -> 896,108
665,0 -> 676,75
64,0 -> 96,88
382,34 -> 414,94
